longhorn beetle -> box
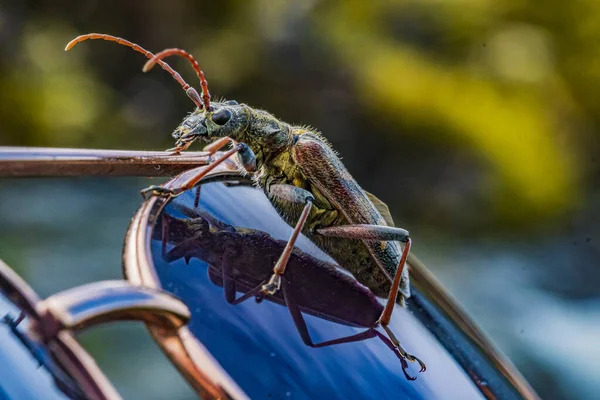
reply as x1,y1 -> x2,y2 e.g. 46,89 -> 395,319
65,33 -> 426,375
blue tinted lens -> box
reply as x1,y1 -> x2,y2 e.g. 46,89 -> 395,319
150,181 -> 522,400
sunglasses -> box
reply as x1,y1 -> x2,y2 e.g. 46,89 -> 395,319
0,147 -> 538,399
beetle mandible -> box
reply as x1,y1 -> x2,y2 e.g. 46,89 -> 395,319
65,33 -> 426,374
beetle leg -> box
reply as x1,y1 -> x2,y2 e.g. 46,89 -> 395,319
204,137 -> 256,173
279,277 -> 420,378
141,144 -> 243,199
316,225 -> 410,324
206,138 -> 257,173
236,143 -> 257,173
316,225 -> 409,243
382,324 -> 427,373
230,282 -> 267,305
177,144 -> 244,192
221,271 -> 237,305
203,136 -> 233,155
161,214 -> 169,256
281,277 -> 378,346
317,225 -> 425,372
13,311 -> 26,327
261,185 -> 315,296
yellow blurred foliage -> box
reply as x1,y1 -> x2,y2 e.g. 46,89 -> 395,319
314,0 -> 582,221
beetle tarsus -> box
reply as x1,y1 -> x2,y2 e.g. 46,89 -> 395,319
381,323 -> 425,378
166,141 -> 192,155
166,147 -> 182,155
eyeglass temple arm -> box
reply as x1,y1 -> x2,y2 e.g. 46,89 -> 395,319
0,147 -> 211,177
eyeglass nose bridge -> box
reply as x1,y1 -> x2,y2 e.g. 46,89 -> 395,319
31,281 -> 190,341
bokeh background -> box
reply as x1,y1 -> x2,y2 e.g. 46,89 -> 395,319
0,1 -> 599,399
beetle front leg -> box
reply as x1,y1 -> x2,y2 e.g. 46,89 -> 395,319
261,185 -> 315,296
203,137 -> 257,173
235,143 -> 257,173
141,144 -> 244,199
203,136 -> 232,155
317,224 -> 426,373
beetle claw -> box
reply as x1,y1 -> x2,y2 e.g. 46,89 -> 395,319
395,346 -> 426,379
380,324 -> 426,379
404,352 -> 427,373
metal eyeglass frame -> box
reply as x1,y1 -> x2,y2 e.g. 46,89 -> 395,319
0,147 -> 539,400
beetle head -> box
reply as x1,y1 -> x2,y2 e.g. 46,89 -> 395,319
173,100 -> 249,144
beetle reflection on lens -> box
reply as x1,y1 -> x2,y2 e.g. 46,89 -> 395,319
154,200 -> 423,380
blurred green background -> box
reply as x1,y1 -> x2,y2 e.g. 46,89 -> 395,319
1,1 -> 599,399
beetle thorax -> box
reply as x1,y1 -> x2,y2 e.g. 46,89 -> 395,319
254,147 -> 304,189
237,108 -> 294,164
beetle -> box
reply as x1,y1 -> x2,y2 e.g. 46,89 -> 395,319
65,33 -> 426,374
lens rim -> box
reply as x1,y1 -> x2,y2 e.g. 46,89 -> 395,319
122,156 -> 539,400
123,160 -> 249,400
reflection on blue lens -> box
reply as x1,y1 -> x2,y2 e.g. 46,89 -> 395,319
150,181 -> 525,400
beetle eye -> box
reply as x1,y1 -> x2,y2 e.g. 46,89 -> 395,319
212,109 -> 232,125
224,100 -> 238,106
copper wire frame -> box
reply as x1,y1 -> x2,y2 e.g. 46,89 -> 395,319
122,156 -> 540,400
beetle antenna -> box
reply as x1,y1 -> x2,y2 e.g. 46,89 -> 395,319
65,33 -> 204,109
143,49 -> 211,111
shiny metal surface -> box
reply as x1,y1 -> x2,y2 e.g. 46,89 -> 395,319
40,280 -> 190,335
0,259 -> 194,400
124,164 -> 539,400
0,147 -> 211,177
0,259 -> 43,320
